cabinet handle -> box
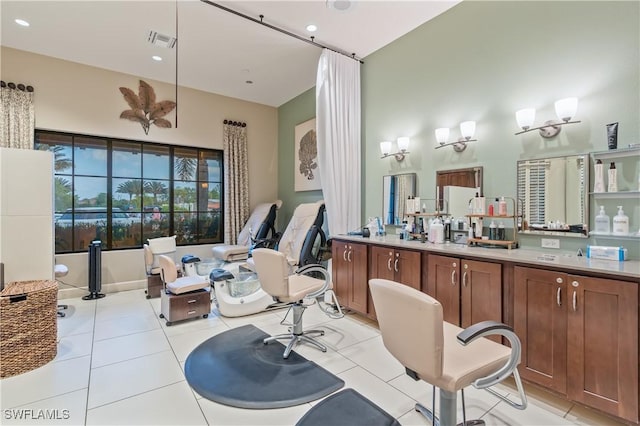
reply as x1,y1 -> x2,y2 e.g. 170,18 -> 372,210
451,270 -> 456,286
187,299 -> 197,304
387,257 -> 392,271
347,249 -> 352,262
343,249 -> 347,261
556,287 -> 561,307
187,310 -> 196,315
462,271 -> 468,287
394,258 -> 399,272
572,290 -> 577,311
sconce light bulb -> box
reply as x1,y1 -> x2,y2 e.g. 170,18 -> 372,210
555,97 -> 578,122
435,128 -> 450,144
397,137 -> 410,153
380,141 -> 392,156
516,108 -> 536,131
460,121 -> 476,140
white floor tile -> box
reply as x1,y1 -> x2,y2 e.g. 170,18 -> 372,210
0,356 -> 91,409
86,381 -> 207,425
91,329 -> 170,368
294,343 -> 357,376
166,324 -> 230,362
338,366 -> 416,418
55,332 -> 93,362
158,310 -> 227,337
484,397 -> 577,426
56,301 -> 96,338
87,350 -> 183,409
93,311 -> 161,341
313,316 -> 380,351
1,389 -> 88,425
94,300 -> 156,323
339,335 -> 404,381
198,398 -> 311,426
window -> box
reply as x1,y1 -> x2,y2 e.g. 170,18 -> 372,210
36,130 -> 224,253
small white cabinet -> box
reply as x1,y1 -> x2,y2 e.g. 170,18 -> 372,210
589,147 -> 639,240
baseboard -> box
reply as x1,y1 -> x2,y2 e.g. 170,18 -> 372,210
58,279 -> 147,300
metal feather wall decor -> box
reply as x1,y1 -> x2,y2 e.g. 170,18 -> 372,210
119,80 -> 176,135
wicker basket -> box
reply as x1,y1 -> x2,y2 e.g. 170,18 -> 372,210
0,280 -> 58,378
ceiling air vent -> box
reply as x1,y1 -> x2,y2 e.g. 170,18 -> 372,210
147,30 -> 176,49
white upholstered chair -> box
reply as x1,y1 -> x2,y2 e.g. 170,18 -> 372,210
369,278 -> 527,426
251,248 -> 331,359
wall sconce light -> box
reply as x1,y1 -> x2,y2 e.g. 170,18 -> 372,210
514,97 -> 581,138
380,137 -> 410,161
434,121 -> 477,152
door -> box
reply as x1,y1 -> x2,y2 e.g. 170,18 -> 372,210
332,242 -> 350,307
348,243 -> 368,314
567,275 -> 638,423
426,254 -> 460,325
369,246 -> 395,281
394,249 -> 421,290
460,259 -> 502,342
513,267 -> 567,394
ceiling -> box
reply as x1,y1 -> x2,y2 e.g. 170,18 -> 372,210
1,1 -> 460,107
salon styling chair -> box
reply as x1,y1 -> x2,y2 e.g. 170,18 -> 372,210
251,247 -> 332,359
369,278 -> 527,426
212,200 -> 282,262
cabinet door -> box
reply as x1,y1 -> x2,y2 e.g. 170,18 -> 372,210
348,243 -> 369,314
369,246 -> 395,281
461,260 -> 502,341
567,275 -> 638,423
395,249 -> 421,290
514,267 -> 567,394
426,254 -> 460,325
332,242 -> 350,307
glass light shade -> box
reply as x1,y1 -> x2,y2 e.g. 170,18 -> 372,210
460,121 -> 476,140
397,137 -> 410,152
516,108 -> 536,130
380,141 -> 392,155
435,128 -> 450,144
555,97 -> 578,122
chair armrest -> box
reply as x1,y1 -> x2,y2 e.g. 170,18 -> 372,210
456,320 -> 513,345
295,263 -> 330,299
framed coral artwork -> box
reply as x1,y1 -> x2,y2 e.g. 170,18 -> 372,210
294,118 -> 321,192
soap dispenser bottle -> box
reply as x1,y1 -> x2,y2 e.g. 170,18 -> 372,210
612,206 -> 629,236
594,205 -> 611,234
594,159 -> 605,193
608,162 -> 618,192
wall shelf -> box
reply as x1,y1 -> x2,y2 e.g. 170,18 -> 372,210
590,190 -> 640,199
591,146 -> 640,160
589,231 -> 640,240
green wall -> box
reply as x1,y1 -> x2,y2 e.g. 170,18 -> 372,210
277,87 -> 322,229
279,1 -> 640,257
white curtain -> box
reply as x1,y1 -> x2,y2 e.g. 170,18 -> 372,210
316,49 -> 361,236
223,120 -> 249,244
0,84 -> 35,149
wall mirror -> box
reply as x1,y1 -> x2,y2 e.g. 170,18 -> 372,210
436,167 -> 483,214
517,154 -> 588,237
383,173 -> 417,225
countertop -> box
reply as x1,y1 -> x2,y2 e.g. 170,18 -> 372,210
332,234 -> 640,280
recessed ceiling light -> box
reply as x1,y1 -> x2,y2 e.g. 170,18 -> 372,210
326,0 -> 354,11
15,19 -> 30,27
152,55 -> 163,61
246,80 -> 253,84
306,24 -> 317,32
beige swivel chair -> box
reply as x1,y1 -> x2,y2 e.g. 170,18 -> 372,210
369,278 -> 527,426
211,200 -> 282,262
251,247 -> 331,359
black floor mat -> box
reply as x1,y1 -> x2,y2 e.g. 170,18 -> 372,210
184,324 -> 344,409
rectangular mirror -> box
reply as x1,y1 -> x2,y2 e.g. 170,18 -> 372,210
517,154 -> 588,237
436,166 -> 483,213
383,173 -> 416,225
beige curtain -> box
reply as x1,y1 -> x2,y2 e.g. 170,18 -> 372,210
223,120 -> 249,244
0,83 -> 35,149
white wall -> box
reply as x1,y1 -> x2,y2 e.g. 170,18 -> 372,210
1,47 -> 279,295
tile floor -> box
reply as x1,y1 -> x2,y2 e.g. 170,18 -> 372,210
0,289 -> 627,425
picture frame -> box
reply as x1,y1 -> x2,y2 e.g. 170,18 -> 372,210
294,118 -> 321,192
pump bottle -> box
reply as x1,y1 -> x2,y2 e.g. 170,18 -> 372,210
594,206 -> 610,234
612,206 -> 629,236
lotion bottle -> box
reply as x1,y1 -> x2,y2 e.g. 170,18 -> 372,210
594,159 -> 605,193
498,196 -> 507,216
594,205 -> 611,234
612,206 -> 629,236
608,162 -> 617,192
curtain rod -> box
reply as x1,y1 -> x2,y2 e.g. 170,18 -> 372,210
199,0 -> 364,64
0,81 -> 34,92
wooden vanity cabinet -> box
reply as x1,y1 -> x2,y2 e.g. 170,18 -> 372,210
424,254 -> 502,329
332,241 -> 368,315
514,266 -> 638,423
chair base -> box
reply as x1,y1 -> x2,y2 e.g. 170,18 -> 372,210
415,388 -> 485,426
57,304 -> 68,318
263,303 -> 327,359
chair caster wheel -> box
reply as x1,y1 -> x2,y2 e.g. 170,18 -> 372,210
203,314 -> 209,318
159,313 -> 165,319
320,331 -> 325,336
166,321 -> 172,326
146,295 -> 151,299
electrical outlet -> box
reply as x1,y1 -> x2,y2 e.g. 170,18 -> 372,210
541,238 -> 560,249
